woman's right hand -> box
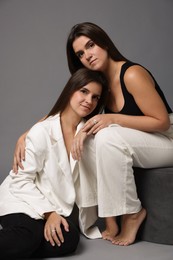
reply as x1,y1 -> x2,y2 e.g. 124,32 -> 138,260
44,211 -> 69,247
12,132 -> 27,173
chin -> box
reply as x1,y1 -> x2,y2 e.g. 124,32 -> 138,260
81,111 -> 92,118
92,66 -> 103,72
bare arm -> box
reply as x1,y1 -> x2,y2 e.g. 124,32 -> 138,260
82,65 -> 170,135
12,116 -> 47,172
13,130 -> 29,172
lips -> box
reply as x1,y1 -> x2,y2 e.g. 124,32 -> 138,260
81,105 -> 91,110
90,59 -> 97,65
80,104 -> 92,112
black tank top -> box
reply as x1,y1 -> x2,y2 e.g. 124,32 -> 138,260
105,61 -> 172,115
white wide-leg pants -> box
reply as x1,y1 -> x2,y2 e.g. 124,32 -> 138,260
80,114 -> 173,218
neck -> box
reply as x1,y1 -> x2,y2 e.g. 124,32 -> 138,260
60,108 -> 81,131
104,60 -> 118,83
104,59 -> 119,88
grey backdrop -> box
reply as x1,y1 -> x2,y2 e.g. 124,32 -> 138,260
0,0 -> 173,181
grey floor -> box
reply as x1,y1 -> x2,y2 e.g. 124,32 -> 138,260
28,235 -> 173,260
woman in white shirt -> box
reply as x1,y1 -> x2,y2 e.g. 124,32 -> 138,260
0,68 -> 108,258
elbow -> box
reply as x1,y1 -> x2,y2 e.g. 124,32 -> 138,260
158,117 -> 170,131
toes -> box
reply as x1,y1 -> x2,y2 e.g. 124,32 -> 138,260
112,237 -> 131,246
112,238 -> 120,245
102,234 -> 114,241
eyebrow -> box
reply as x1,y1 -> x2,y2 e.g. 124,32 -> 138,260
85,39 -> 93,48
75,39 -> 92,55
81,86 -> 101,97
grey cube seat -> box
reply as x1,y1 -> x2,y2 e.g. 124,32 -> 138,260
134,167 -> 173,245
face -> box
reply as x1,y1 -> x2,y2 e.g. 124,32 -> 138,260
70,82 -> 102,118
72,36 -> 109,72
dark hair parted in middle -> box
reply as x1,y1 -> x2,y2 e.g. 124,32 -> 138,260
66,22 -> 129,74
47,68 -> 109,120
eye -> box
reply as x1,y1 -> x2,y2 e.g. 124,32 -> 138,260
80,88 -> 88,94
88,41 -> 95,49
76,51 -> 84,59
92,95 -> 100,101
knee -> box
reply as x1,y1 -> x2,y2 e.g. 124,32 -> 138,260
95,128 -> 111,147
33,222 -> 80,258
59,224 -> 80,256
95,127 -> 121,149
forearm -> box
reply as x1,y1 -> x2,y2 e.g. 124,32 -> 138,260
83,113 -> 170,136
111,113 -> 170,132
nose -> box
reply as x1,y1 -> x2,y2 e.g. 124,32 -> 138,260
85,94 -> 92,104
85,50 -> 92,61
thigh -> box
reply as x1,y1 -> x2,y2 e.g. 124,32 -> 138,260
33,219 -> 80,258
107,125 -> 173,168
0,213 -> 44,258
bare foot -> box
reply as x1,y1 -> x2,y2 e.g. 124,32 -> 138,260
102,217 -> 119,242
112,208 -> 146,246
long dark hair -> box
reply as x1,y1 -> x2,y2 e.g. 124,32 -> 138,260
66,22 -> 129,74
46,68 -> 109,120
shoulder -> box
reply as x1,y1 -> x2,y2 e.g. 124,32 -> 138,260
120,62 -> 146,84
123,63 -> 155,92
124,63 -> 149,79
26,114 -> 60,151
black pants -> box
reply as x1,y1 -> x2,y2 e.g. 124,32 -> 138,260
0,213 -> 80,259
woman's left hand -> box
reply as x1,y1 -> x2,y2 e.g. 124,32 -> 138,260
44,212 -> 69,247
82,114 -> 114,135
